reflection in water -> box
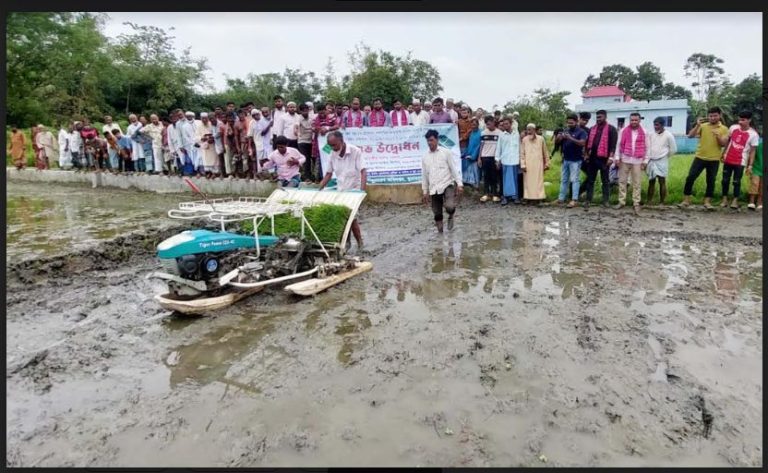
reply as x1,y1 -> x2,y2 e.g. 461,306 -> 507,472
6,182 -> 183,262
335,311 -> 373,365
712,250 -> 762,300
163,310 -> 291,390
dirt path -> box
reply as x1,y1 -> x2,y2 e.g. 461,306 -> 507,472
5,198 -> 763,467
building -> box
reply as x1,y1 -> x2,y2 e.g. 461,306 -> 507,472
575,85 -> 690,136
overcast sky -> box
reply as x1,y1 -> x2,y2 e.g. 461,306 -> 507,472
101,12 -> 762,109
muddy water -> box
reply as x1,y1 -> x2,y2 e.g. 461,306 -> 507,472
6,182 -> 185,263
5,187 -> 763,467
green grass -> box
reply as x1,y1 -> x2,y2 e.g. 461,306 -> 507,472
543,153 -> 754,205
240,203 -> 351,243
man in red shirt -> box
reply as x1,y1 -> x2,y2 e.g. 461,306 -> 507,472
720,111 -> 759,209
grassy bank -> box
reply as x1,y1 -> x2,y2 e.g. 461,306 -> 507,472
540,153 -> 754,205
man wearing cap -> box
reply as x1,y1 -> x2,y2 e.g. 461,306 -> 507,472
247,109 -> 264,177
35,125 -> 57,170
410,99 -> 430,126
276,101 -> 301,149
142,114 -> 164,174
511,111 -> 520,133
176,110 -> 198,176
126,114 -> 144,171
195,112 -> 218,177
445,99 -> 459,124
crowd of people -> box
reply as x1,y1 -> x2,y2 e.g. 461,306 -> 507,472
7,97 -> 763,230
7,96 -> 477,182
419,105 -> 763,233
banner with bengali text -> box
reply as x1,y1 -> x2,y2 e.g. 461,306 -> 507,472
318,124 -> 461,185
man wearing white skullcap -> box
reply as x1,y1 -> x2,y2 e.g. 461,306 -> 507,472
410,99 -> 430,126
275,101 -> 301,148
520,122 -> 550,202
511,111 -> 520,133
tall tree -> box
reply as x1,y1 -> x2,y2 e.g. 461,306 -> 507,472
684,53 -> 726,102
344,42 -> 443,105
582,64 -> 637,94
581,61 -> 690,101
107,22 -> 208,116
6,12 -> 113,126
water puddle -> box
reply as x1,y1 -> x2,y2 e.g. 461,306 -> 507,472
162,309 -> 293,391
6,182 -> 185,262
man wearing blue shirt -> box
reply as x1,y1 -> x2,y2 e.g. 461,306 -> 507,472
114,129 -> 134,172
555,113 -> 587,208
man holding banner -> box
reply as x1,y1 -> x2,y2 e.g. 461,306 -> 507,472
318,131 -> 367,250
422,129 -> 464,233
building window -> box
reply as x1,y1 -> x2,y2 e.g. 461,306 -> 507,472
664,116 -> 673,127
617,117 -> 626,128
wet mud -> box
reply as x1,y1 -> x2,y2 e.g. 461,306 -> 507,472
5,183 -> 763,467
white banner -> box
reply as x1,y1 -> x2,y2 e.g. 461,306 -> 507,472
318,124 -> 461,185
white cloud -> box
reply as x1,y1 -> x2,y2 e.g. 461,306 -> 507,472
101,12 -> 762,110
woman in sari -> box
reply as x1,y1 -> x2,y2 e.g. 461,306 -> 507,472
8,127 -> 27,170
462,118 -> 481,187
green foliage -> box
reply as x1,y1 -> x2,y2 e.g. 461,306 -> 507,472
581,61 -> 691,101
239,204 -> 352,243
502,88 -> 572,131
684,53 -> 726,102
6,13 -> 208,127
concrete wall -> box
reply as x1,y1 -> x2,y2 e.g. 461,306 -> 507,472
6,168 -> 423,204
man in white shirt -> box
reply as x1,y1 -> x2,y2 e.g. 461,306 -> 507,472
125,114 -> 144,168
645,116 -> 677,205
176,110 -> 198,175
421,129 -> 463,232
58,123 -> 72,169
318,131 -> 367,250
410,99 -> 430,126
143,114 -> 164,174
102,115 -> 122,136
276,101 -> 301,148
271,95 -> 287,150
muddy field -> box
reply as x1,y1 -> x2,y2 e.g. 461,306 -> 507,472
5,182 -> 763,467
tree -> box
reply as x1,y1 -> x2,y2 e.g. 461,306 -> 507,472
6,12 -> 113,126
684,53 -> 726,102
729,74 -> 763,132
582,64 -> 637,94
581,61 -> 691,102
106,22 -> 208,116
344,42 -> 443,105
632,61 -> 665,101
502,88 -> 572,131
